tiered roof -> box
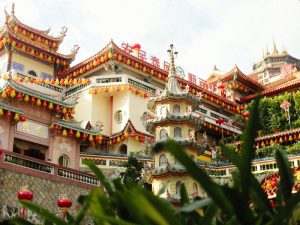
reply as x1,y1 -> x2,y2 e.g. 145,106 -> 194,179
0,4 -> 78,71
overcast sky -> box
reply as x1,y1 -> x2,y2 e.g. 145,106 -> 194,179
0,0 -> 300,79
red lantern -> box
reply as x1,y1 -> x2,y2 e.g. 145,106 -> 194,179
17,187 -> 33,220
132,43 -> 141,51
30,77 -> 35,83
217,83 -> 225,90
6,111 -> 12,119
55,105 -> 61,113
242,111 -> 250,120
0,148 -> 4,155
16,92 -> 22,101
30,96 -> 36,105
68,129 -> 74,137
130,132 -> 135,138
20,115 -> 26,122
42,101 -> 48,108
216,118 -> 225,126
82,133 -> 87,141
57,196 -> 72,221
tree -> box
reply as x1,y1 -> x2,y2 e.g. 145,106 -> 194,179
121,155 -> 144,185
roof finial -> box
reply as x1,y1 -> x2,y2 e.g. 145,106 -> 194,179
11,2 -> 15,15
266,45 -> 270,56
282,45 -> 287,55
167,44 -> 178,77
272,39 -> 278,55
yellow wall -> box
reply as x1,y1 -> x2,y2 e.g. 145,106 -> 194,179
92,94 -> 110,135
155,124 -> 195,141
12,52 -> 54,76
112,92 -> 130,134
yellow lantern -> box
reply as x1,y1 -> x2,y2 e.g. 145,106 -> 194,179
117,137 -> 121,142
89,135 -> 94,142
75,131 -> 80,138
36,99 -> 41,107
88,89 -> 92,94
62,130 -> 67,137
82,78 -> 87,85
50,124 -> 54,129
120,86 -> 125,92
24,76 -> 29,83
10,90 -> 15,98
55,79 -> 59,85
14,113 -> 20,121
64,79 -> 69,85
98,135 -> 103,141
45,78 -> 50,84
62,108 -> 67,114
108,52 -> 113,59
48,102 -> 54,110
1,91 -> 7,99
71,108 -> 76,114
73,79 -> 78,85
124,131 -> 129,138
109,87 -> 114,93
0,108 -> 3,116
2,73 -> 8,80
135,135 -> 139,141
13,75 -> 19,82
24,95 -> 29,102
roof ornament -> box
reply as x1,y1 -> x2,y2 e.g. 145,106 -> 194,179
272,39 -> 278,55
60,26 -> 68,37
167,44 -> 178,78
282,45 -> 288,55
11,2 -> 15,15
265,46 -> 270,56
71,45 -> 80,55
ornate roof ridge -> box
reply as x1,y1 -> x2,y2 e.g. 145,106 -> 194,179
6,10 -> 65,43
7,28 -> 76,60
54,120 -> 103,135
5,81 -> 76,107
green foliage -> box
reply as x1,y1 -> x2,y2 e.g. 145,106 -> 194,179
120,155 -> 144,185
249,91 -> 300,135
10,98 -> 300,225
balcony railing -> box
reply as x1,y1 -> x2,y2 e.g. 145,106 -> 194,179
1,150 -> 100,187
80,152 -> 153,169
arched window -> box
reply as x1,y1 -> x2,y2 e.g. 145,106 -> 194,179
192,183 -> 198,194
174,127 -> 182,139
28,70 -> 37,77
58,155 -> 70,167
160,129 -> 168,140
173,104 -> 180,115
115,110 -> 123,124
159,154 -> 168,167
176,181 -> 182,194
119,144 -> 127,155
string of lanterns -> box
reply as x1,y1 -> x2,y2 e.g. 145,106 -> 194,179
0,36 -> 70,68
1,87 -> 75,117
88,85 -> 149,98
203,121 -> 234,136
0,107 -> 26,122
0,72 -> 91,87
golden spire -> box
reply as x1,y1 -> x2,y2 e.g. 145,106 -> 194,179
167,44 -> 178,77
282,45 -> 288,55
272,39 -> 278,55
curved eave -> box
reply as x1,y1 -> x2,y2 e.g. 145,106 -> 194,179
241,79 -> 300,103
53,121 -> 103,136
7,28 -> 75,61
10,14 -> 64,44
148,168 -> 188,182
61,41 -> 169,82
147,93 -> 201,111
0,101 -> 24,114
146,115 -> 202,132
3,81 -> 76,108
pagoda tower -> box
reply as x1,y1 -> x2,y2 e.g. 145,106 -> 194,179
146,44 -> 209,200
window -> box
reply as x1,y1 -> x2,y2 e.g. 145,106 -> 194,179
28,70 -> 37,77
12,62 -> 24,72
58,155 -> 70,167
159,154 -> 168,166
160,106 -> 167,117
173,105 -> 180,115
115,110 -> 123,124
160,129 -> 168,140
192,183 -> 198,195
40,72 -> 53,80
176,181 -> 182,194
119,144 -> 127,155
174,127 -> 182,140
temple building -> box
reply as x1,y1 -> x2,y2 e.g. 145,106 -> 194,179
1,4 -> 300,206
249,41 -> 300,85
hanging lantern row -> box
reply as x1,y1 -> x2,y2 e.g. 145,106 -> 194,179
179,82 -> 240,113
50,124 -> 104,143
255,132 -> 300,148
88,85 -> 149,98
203,122 -> 233,136
0,37 -> 69,67
108,131 -> 153,145
226,82 -> 250,94
0,107 -> 26,122
5,73 -> 91,86
66,52 -> 168,81
13,25 -> 60,50
1,87 -> 75,116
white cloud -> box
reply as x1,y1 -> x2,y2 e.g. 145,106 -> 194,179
1,0 -> 300,79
